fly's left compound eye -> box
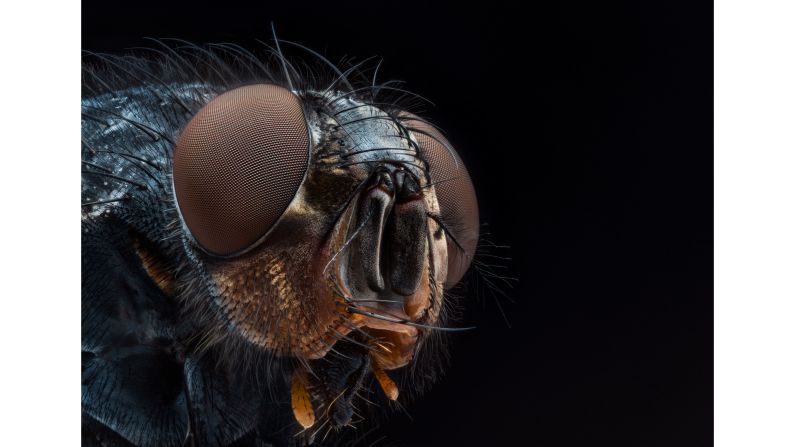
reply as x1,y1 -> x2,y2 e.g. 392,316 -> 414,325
400,113 -> 480,287
173,84 -> 310,256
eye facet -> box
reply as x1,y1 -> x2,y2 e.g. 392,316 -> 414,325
173,84 -> 310,256
401,114 -> 479,287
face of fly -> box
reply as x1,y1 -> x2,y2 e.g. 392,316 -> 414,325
180,89 -> 452,430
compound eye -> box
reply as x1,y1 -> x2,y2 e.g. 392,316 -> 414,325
173,84 -> 310,256
401,113 -> 479,287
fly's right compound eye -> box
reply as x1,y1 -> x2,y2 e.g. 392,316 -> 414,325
400,113 -> 480,287
173,84 -> 310,257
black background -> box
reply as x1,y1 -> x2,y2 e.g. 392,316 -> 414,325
83,1 -> 713,445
